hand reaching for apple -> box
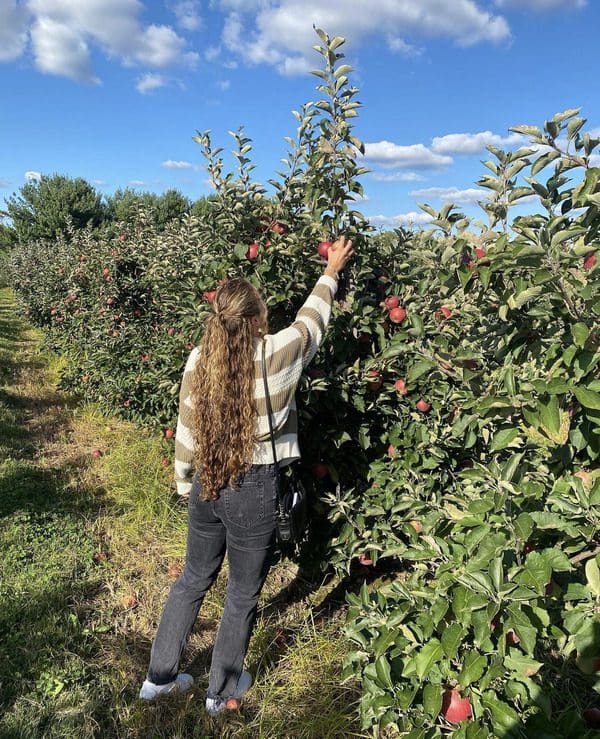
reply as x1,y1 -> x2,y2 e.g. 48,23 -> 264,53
325,235 -> 354,277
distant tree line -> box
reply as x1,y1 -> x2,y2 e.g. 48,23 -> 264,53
0,174 -> 216,248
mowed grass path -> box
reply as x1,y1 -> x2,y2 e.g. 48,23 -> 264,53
0,287 -> 365,739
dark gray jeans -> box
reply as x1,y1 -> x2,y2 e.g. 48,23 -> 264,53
147,464 -> 278,699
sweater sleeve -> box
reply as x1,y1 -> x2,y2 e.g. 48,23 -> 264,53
173,347 -> 199,497
269,274 -> 338,371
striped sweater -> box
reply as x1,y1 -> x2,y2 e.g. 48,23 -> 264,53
173,274 -> 338,497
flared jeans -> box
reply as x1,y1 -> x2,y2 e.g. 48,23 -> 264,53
146,464 -> 278,700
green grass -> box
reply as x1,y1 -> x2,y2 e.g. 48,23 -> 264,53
0,287 -> 366,739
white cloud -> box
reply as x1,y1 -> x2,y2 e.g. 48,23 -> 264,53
0,0 -> 30,61
431,130 -> 524,155
31,16 -> 99,83
205,45 -> 220,61
495,0 -> 586,10
0,177 -> 11,188
170,0 -> 202,31
369,211 -> 435,228
128,179 -> 146,187
162,160 -> 198,170
387,36 -> 422,57
25,171 -> 42,182
218,0 -> 511,75
136,72 -> 168,93
92,179 -> 108,186
370,171 -> 426,182
216,79 -> 230,90
410,186 -> 489,204
363,141 -> 452,169
6,0 -> 199,84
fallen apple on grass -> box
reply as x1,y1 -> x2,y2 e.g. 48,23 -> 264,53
167,563 -> 183,577
92,448 -> 103,459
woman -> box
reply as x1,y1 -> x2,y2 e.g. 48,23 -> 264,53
139,234 -> 354,715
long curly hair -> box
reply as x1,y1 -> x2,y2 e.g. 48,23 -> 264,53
190,278 -> 267,501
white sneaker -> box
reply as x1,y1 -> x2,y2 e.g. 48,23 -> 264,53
139,672 -> 194,700
205,671 -> 253,716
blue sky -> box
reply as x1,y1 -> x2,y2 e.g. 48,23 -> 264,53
1,0 -> 599,229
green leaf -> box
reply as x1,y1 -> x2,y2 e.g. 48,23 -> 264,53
574,387 -> 600,410
423,683 -> 443,717
572,323 -> 591,348
374,654 -> 393,689
504,653 -> 544,678
490,427 -> 520,452
538,396 -> 560,435
441,623 -> 465,660
459,651 -> 487,688
586,559 -> 600,597
531,149 -> 561,177
415,639 -> 443,680
482,693 -> 520,731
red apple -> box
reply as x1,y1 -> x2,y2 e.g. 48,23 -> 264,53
225,698 -> 241,711
367,370 -> 383,391
389,307 -> 407,324
384,296 -> 400,310
142,354 -> 150,362
102,267 -> 110,277
167,563 -> 183,577
92,448 -> 103,458
168,327 -> 175,336
394,378 -> 408,395
440,306 -> 452,319
440,689 -> 472,724
317,241 -> 332,259
584,708 -> 600,729
463,359 -> 478,370
409,520 -> 423,534
275,627 -> 288,646
271,222 -> 287,235
164,428 -> 174,439
388,445 -> 396,458
506,630 -> 520,646
160,457 -> 170,467
416,399 -> 431,413
358,553 -> 373,566
475,248 -> 487,259
247,242 -> 259,259
50,307 -> 58,315
79,254 -> 86,262
118,234 -> 126,242
123,400 -> 131,408
584,253 -> 597,270
311,463 -> 329,479
203,290 -> 217,303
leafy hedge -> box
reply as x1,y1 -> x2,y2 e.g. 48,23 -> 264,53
8,29 -> 600,737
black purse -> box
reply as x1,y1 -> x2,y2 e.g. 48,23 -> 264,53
261,339 -> 308,547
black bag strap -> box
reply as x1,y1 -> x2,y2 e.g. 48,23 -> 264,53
261,338 -> 280,475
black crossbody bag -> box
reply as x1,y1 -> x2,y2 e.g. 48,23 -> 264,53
261,339 -> 308,547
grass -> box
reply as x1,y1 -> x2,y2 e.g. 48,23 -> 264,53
0,287 -> 366,739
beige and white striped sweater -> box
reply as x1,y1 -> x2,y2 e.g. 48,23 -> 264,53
173,274 -> 338,497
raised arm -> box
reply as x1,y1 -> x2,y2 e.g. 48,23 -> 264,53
266,235 -> 354,371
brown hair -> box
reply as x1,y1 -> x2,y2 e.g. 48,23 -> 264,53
190,278 -> 267,500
